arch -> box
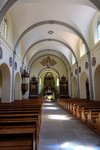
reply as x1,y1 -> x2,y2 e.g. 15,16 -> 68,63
72,76 -> 78,98
28,49 -> 71,72
94,65 -> 100,100
80,72 -> 90,99
0,1 -> 95,100
0,0 -> 99,25
0,0 -> 18,23
38,68 -> 60,79
14,20 -> 93,99
14,20 -> 90,54
23,39 -> 78,66
14,72 -> 21,100
0,63 -> 11,102
38,69 -> 60,98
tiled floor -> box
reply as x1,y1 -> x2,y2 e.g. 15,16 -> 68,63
38,102 -> 100,150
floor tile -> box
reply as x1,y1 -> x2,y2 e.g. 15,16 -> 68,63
39,102 -> 100,150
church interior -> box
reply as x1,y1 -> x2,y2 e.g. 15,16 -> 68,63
0,0 -> 100,150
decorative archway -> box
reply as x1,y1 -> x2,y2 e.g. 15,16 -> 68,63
0,63 -> 11,102
38,67 -> 60,97
72,76 -> 77,98
14,72 -> 21,100
94,65 -> 100,100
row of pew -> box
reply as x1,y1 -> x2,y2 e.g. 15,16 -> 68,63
57,98 -> 100,135
0,98 -> 43,150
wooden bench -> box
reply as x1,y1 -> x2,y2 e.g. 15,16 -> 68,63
0,98 -> 43,150
95,113 -> 100,135
0,117 -> 39,150
57,98 -> 100,135
0,128 -> 36,150
86,109 -> 100,129
76,105 -> 100,119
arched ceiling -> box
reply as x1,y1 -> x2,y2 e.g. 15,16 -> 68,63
30,54 -> 68,79
0,0 -> 100,70
39,69 -> 59,79
28,50 -> 71,71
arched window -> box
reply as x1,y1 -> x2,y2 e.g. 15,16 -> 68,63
72,54 -> 75,65
97,18 -> 100,41
39,78 -> 41,86
0,16 -> 8,39
57,78 -> 59,86
3,16 -> 8,39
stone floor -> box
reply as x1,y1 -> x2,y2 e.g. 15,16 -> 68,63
38,102 -> 100,150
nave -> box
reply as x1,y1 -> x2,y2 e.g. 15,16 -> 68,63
39,102 -> 100,150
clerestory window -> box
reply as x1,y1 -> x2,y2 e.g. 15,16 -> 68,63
97,18 -> 100,41
0,16 -> 8,39
80,44 -> 86,57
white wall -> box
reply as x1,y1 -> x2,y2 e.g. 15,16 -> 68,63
80,72 -> 88,99
14,72 -> 21,100
94,65 -> 100,100
0,63 -> 11,102
72,76 -> 77,98
0,34 -> 23,102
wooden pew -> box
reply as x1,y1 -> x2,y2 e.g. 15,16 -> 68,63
0,98 -> 43,150
0,128 -> 36,150
86,109 -> 100,129
57,98 -> 100,135
81,107 -> 100,122
76,105 -> 100,119
95,113 -> 100,135
0,116 -> 39,150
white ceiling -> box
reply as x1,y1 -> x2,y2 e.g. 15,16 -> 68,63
0,0 -> 99,69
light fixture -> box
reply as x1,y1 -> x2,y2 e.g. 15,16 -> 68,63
48,30 -> 54,34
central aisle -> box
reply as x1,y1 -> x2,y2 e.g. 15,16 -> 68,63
39,102 -> 100,150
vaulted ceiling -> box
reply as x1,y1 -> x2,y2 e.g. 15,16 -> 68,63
0,0 -> 100,69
